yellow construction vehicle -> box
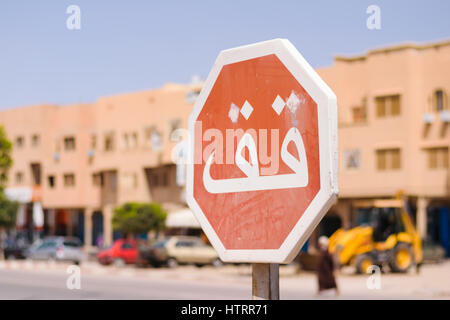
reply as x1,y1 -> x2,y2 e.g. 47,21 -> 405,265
328,198 -> 422,273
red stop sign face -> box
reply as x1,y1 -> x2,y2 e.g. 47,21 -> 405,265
187,39 -> 338,263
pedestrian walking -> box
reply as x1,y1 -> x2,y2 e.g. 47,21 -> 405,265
316,236 -> 339,296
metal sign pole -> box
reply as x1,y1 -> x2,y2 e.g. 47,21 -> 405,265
252,263 -> 279,300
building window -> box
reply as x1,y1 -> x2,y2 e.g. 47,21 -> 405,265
15,172 -> 24,184
162,172 -> 168,186
64,136 -> 76,151
344,149 -> 361,170
376,97 -> 385,117
48,175 -> 55,188
104,132 -> 115,151
149,172 -> 169,187
376,148 -> 401,170
30,163 -> 41,185
149,173 -> 159,187
64,174 -> 75,187
130,132 -> 138,148
426,147 -> 449,169
151,131 -> 162,151
92,173 -> 104,187
122,132 -> 138,149
350,98 -> 367,124
433,89 -> 448,112
376,95 -> 401,117
145,127 -> 162,151
169,119 -> 182,140
351,106 -> 366,123
121,133 -> 129,149
185,89 -> 200,104
31,134 -> 40,147
15,136 -> 24,148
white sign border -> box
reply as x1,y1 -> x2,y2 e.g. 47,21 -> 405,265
186,39 -> 338,264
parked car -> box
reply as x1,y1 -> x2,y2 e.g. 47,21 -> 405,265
97,239 -> 138,267
25,236 -> 83,264
140,236 -> 222,268
3,236 -> 30,260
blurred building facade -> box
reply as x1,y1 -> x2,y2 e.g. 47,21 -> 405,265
0,40 -> 449,253
0,83 -> 201,246
315,40 -> 450,255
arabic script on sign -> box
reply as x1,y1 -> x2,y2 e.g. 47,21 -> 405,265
203,96 -> 309,194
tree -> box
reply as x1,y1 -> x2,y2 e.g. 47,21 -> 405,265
0,193 -> 18,229
0,125 -> 16,259
112,202 -> 167,237
0,193 -> 18,259
0,125 -> 13,191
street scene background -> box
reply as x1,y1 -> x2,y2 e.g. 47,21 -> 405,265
0,1 -> 449,300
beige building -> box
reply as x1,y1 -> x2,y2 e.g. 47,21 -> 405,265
0,83 -> 201,246
1,40 -> 449,254
314,40 -> 450,255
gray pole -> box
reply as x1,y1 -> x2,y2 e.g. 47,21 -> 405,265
252,263 -> 279,300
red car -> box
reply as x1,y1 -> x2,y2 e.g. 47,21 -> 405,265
97,239 -> 138,266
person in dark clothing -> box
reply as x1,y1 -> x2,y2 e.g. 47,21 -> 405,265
316,236 -> 339,296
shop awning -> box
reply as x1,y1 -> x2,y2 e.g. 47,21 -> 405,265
166,208 -> 200,228
4,187 -> 32,203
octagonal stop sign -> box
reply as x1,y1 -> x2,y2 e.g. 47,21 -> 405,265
186,39 -> 338,263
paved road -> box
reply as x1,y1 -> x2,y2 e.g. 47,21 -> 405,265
0,268 -> 255,299
0,260 -> 449,299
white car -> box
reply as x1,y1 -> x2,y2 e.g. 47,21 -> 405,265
26,236 -> 83,264
143,236 -> 222,268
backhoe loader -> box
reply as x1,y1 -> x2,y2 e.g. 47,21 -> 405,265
328,199 -> 422,273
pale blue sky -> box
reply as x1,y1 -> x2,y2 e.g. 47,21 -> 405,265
0,0 -> 449,109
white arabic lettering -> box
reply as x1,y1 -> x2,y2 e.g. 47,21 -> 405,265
203,127 -> 308,193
